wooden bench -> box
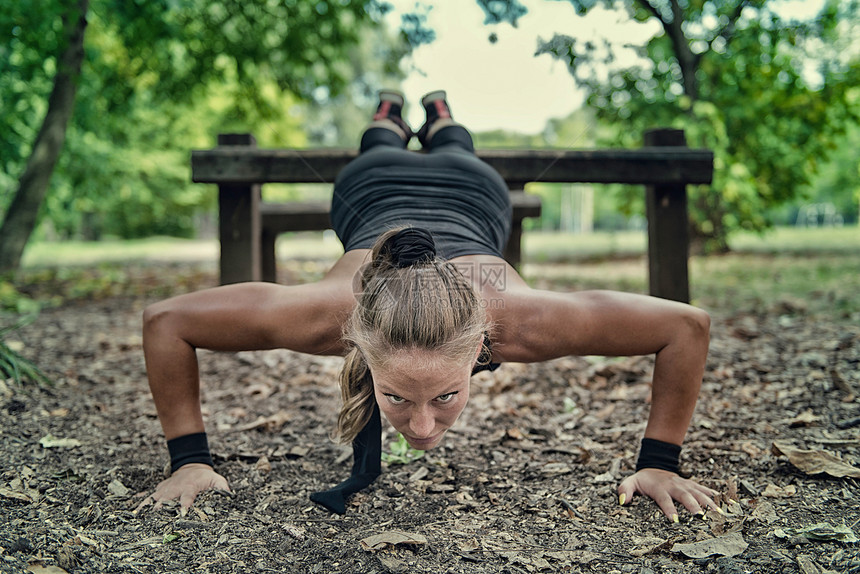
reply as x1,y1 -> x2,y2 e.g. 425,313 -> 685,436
192,128 -> 713,303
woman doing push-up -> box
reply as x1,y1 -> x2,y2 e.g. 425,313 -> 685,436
138,90 -> 717,521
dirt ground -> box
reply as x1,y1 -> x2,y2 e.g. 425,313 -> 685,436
1,259 -> 859,574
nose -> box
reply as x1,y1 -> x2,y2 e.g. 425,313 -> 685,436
408,407 -> 436,438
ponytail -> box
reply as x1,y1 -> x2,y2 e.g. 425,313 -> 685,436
333,347 -> 375,443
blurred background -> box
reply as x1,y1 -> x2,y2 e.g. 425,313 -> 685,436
1,0 -> 858,276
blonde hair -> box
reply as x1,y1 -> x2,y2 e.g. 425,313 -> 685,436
334,227 -> 489,443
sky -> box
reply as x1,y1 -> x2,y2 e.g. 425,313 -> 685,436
384,0 -> 826,135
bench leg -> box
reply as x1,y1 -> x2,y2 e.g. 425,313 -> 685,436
261,229 -> 277,283
504,221 -> 523,269
219,184 -> 261,285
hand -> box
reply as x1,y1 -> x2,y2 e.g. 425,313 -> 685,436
134,463 -> 231,515
618,468 -> 718,522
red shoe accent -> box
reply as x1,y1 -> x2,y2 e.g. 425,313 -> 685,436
433,100 -> 451,119
374,101 -> 393,122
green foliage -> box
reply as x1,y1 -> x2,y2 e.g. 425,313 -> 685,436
381,433 -> 425,465
0,314 -> 51,387
523,0 -> 860,252
0,281 -> 40,315
1,0 -> 408,248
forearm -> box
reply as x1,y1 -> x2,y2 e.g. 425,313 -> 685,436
143,303 -> 206,440
644,311 -> 710,446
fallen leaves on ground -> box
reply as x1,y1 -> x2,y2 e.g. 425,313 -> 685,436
359,530 -> 428,551
671,531 -> 749,559
772,440 -> 860,478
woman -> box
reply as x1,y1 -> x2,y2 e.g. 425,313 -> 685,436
138,90 -> 717,521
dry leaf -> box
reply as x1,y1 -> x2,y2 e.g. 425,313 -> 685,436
796,555 -> 839,574
107,479 -> 129,497
283,524 -> 305,540
39,435 -> 81,449
671,531 -> 748,559
26,565 -> 69,574
255,456 -> 271,474
629,536 -> 667,557
762,483 -> 797,498
232,411 -> 291,433
774,523 -> 857,544
0,486 -> 34,503
408,467 -> 429,482
541,462 -> 572,476
740,441 -> 763,458
750,500 -> 779,523
288,446 -> 310,458
360,530 -> 428,551
788,410 -> 819,428
772,440 -> 860,478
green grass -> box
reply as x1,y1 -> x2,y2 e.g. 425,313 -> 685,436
20,232 -> 345,268
21,237 -> 220,268
521,226 -> 860,323
521,225 -> 860,261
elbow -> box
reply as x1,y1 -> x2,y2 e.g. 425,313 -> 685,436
683,305 -> 711,351
142,299 -> 182,346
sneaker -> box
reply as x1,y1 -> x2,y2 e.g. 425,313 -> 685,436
416,90 -> 453,147
372,90 -> 412,140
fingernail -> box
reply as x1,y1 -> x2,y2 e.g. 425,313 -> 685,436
716,506 -> 725,515
619,493 -> 626,506
672,514 -> 679,523
180,506 -> 187,517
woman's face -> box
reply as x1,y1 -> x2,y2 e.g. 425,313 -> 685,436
370,348 -> 478,450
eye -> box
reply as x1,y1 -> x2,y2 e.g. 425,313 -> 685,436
384,393 -> 406,405
435,392 -> 458,403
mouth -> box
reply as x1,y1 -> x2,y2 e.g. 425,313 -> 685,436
404,431 -> 444,449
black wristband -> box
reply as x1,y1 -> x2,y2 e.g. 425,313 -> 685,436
635,438 -> 681,474
167,432 -> 214,473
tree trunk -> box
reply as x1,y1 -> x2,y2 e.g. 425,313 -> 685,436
0,0 -> 89,275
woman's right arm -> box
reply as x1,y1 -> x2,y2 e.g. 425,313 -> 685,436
143,281 -> 351,440
138,279 -> 353,512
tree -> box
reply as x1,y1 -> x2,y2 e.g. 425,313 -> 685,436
482,0 -> 860,252
0,0 -> 398,273
0,0 -> 88,274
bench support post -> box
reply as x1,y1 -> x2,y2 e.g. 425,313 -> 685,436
503,186 -> 525,269
644,128 -> 690,303
218,133 -> 261,285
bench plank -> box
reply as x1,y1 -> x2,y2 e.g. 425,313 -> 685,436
192,148 -> 714,186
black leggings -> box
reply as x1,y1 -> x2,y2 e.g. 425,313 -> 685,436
332,124 -> 511,259
359,124 -> 475,154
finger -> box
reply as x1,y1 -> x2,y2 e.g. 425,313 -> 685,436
653,492 -> 679,522
179,491 -> 197,511
617,475 -> 638,506
617,485 -> 633,506
133,496 -> 153,515
676,490 -> 704,516
698,492 -> 723,514
692,483 -> 719,498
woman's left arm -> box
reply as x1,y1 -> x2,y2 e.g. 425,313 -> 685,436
489,287 -> 718,520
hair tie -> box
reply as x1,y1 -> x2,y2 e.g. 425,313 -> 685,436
389,228 -> 436,268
